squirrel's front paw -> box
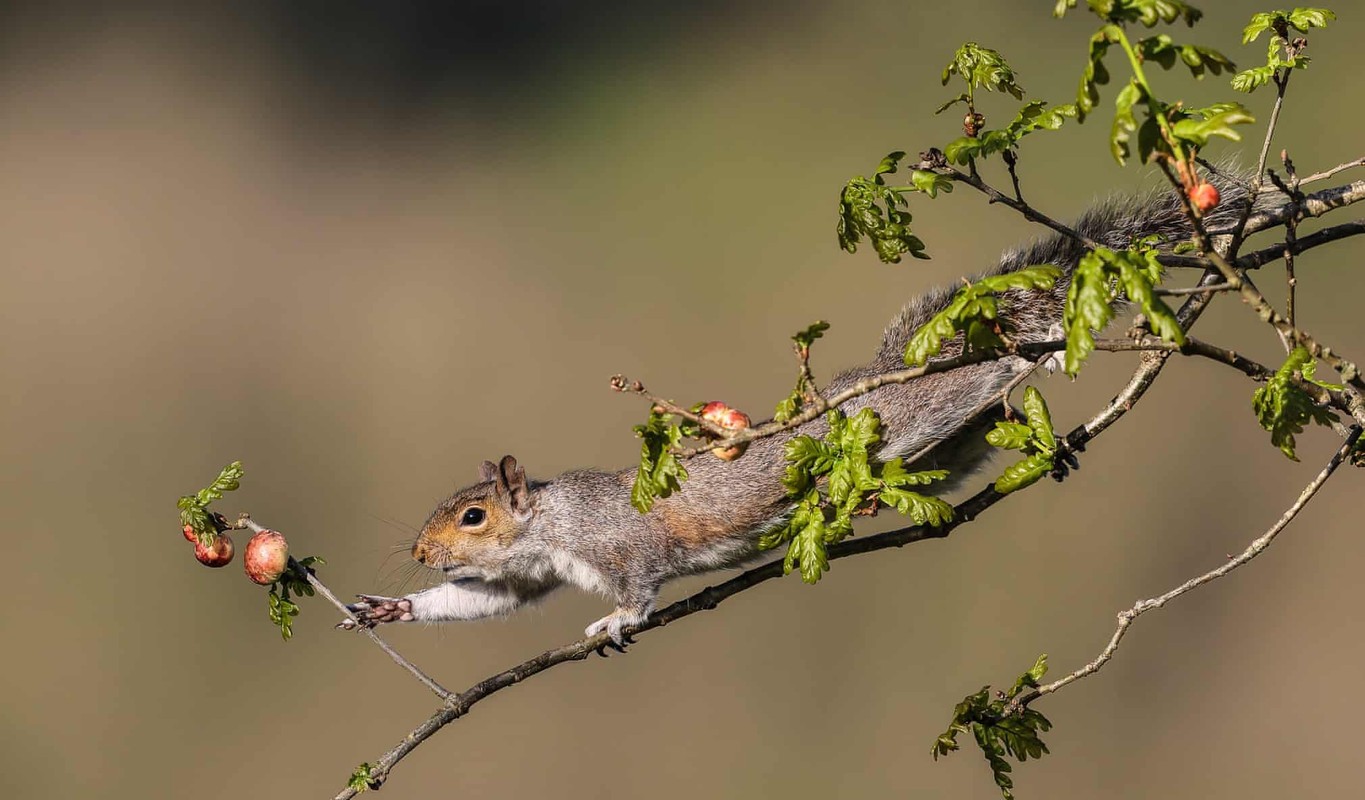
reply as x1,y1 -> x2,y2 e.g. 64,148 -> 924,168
336,594 -> 414,630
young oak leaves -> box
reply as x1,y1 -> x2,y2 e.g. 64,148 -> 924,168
630,409 -> 692,513
759,408 -> 953,583
1233,8 -> 1335,93
837,151 -> 950,264
933,654 -> 1053,800
1064,241 -> 1184,375
1061,0 -> 1252,168
987,387 -> 1059,494
177,461 -> 243,547
903,266 -> 1063,368
1252,346 -> 1340,461
937,44 -> 1078,168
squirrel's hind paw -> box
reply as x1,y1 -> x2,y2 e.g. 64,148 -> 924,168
585,607 -> 648,653
336,594 -> 414,629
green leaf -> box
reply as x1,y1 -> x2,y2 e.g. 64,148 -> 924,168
942,43 -> 1025,99
774,392 -> 801,423
793,320 -> 830,349
1252,346 -> 1340,460
987,421 -> 1034,451
995,452 -> 1054,494
1169,103 -> 1255,148
1231,64 -> 1275,92
765,411 -> 951,583
1109,80 -> 1142,164
1021,386 -> 1055,454
177,461 -> 246,545
1063,245 -> 1184,376
349,764 -> 375,793
630,409 -> 689,513
1136,34 -> 1235,78
880,486 -> 955,526
1244,8 -> 1336,43
874,151 -> 907,182
1287,7 -> 1336,32
910,169 -> 955,198
904,266 -> 1061,367
934,656 -> 1053,800
1077,25 -> 1119,121
838,163 -> 929,263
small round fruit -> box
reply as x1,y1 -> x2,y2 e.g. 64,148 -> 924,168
244,529 -> 289,585
1188,182 -> 1220,214
194,533 -> 234,568
182,523 -> 197,543
700,401 -> 752,461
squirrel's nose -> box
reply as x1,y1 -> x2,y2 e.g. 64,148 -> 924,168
411,540 -> 429,564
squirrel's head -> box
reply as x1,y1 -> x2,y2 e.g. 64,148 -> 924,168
413,455 -> 534,579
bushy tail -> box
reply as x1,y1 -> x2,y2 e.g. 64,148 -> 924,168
870,168 -> 1255,373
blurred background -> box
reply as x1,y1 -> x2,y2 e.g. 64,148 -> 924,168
3,1 -> 1363,798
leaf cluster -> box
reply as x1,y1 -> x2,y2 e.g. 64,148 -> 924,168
176,461 -> 244,546
348,763 -> 376,792
1056,0 -> 1202,27
987,387 -> 1059,494
932,655 -> 1053,800
904,267 -> 1062,367
1063,244 -> 1183,375
759,408 -> 952,583
940,43 -> 1025,109
1232,8 -> 1334,92
630,408 -> 691,513
837,152 -> 949,263
1252,346 -> 1340,460
943,101 -> 1079,166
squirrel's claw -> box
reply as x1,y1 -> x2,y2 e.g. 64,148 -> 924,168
585,608 -> 645,654
336,594 -> 414,629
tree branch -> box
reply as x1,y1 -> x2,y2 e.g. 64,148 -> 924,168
1005,426 -> 1362,716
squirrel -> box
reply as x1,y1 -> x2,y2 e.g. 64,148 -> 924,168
338,171 -> 1253,646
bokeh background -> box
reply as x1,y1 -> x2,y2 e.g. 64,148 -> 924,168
3,1 -> 1364,798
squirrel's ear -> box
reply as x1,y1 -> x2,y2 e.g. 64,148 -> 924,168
493,455 -> 532,521
478,460 -> 498,483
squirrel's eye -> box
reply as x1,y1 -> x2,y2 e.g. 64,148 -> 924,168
460,507 -> 486,526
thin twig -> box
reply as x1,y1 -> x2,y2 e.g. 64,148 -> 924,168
1153,281 -> 1239,296
609,375 -> 729,437
944,166 -> 1100,250
234,516 -> 451,700
1299,156 -> 1365,185
1227,49 -> 1292,257
1280,153 -> 1302,334
1006,427 -> 1362,716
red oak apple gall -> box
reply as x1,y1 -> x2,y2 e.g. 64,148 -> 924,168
1188,182 -> 1220,214
194,532 -> 234,567
700,401 -> 751,461
182,523 -> 197,543
244,529 -> 289,585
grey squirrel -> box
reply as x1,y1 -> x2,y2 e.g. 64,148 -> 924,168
338,172 -> 1251,645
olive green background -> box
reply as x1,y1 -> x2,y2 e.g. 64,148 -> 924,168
3,2 -> 1364,798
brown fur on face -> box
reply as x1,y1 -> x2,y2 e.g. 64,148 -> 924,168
412,456 -> 534,570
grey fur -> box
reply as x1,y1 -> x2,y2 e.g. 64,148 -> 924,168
345,171 -> 1259,645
